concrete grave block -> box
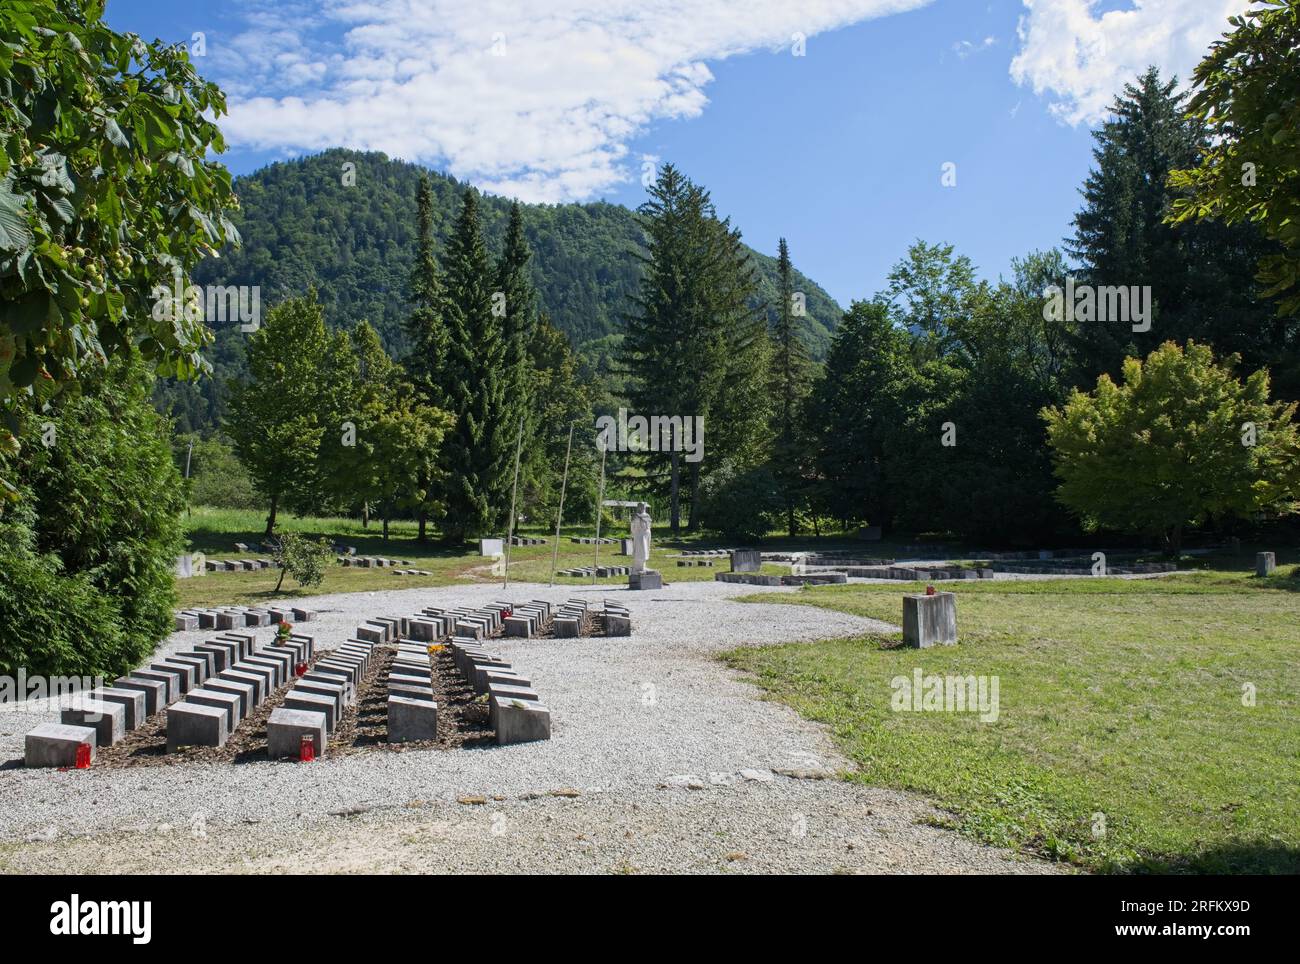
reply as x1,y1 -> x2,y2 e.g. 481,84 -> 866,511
302,671 -> 355,704
151,660 -> 196,693
115,676 -> 166,715
730,549 -> 762,573
292,680 -> 346,716
219,668 -> 269,705
203,678 -> 256,718
192,642 -> 234,672
174,613 -> 200,632
60,699 -> 126,746
26,722 -> 98,768
388,695 -> 438,741
504,616 -> 533,638
174,651 -> 215,679
388,682 -> 436,703
902,592 -> 958,648
129,669 -> 180,705
493,697 -> 551,744
1256,552 -> 1276,577
267,707 -> 327,759
185,687 -> 243,728
284,690 -> 337,731
313,659 -> 360,687
242,655 -> 286,688
88,687 -> 147,730
166,701 -> 229,751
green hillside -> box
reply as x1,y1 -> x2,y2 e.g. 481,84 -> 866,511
162,149 -> 841,431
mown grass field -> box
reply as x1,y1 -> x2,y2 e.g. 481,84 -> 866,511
723,566 -> 1300,873
178,507 -> 800,607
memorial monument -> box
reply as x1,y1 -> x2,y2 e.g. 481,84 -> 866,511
628,502 -> 662,589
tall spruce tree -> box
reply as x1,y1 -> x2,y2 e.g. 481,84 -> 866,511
496,202 -> 541,497
439,188 -> 512,543
1068,67 -> 1276,383
620,164 -> 766,532
769,237 -> 811,536
405,174 -> 451,540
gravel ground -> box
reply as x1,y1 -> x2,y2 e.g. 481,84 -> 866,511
0,579 -> 1064,874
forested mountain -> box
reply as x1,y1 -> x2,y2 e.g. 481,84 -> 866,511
162,149 -> 840,432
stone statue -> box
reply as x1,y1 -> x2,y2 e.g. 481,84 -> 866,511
630,502 -> 652,573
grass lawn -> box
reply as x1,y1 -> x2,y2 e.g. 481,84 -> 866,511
177,507 -> 799,607
723,568 -> 1300,873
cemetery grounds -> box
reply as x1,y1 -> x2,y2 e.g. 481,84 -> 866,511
0,509 -> 1295,874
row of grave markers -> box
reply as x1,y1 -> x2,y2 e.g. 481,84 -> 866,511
173,605 -> 316,633
24,630 -> 316,766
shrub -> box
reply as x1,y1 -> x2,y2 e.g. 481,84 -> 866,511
0,357 -> 183,677
272,532 -> 335,592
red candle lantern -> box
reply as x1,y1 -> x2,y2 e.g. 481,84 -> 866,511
925,585 -> 936,596
75,742 -> 92,769
299,734 -> 315,763
295,661 -> 307,677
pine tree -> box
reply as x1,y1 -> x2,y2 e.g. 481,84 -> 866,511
404,174 -> 451,541
769,237 -> 811,536
1068,67 -> 1276,383
439,188 -> 512,542
620,164 -> 766,532
496,202 -> 541,499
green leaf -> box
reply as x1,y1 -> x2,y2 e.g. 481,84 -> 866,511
0,181 -> 33,252
103,117 -> 129,149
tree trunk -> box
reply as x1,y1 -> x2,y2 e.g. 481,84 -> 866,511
362,502 -> 370,529
669,448 -> 680,534
687,461 -> 701,531
418,512 -> 427,542
265,492 -> 279,538
274,566 -> 286,593
787,502 -> 796,540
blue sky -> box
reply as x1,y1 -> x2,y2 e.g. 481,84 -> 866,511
102,0 -> 1246,307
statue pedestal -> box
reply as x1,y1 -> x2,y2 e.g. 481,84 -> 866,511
629,569 -> 662,590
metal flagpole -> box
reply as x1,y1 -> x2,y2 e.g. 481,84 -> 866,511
549,421 -> 575,587
502,416 -> 524,590
592,437 -> 608,585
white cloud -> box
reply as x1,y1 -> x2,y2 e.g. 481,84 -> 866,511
1008,0 -> 1251,125
216,0 -> 932,202
952,35 -> 997,58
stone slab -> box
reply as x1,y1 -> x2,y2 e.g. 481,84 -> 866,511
25,722 -> 97,768
283,690 -> 337,731
61,699 -> 126,746
88,687 -> 147,730
492,698 -> 551,745
388,695 -> 438,741
166,701 -> 228,751
115,676 -> 166,716
219,668 -> 269,705
203,678 -> 256,718
903,592 -> 958,648
267,707 -> 327,759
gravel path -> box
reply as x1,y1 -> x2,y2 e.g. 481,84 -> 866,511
0,579 -> 1063,874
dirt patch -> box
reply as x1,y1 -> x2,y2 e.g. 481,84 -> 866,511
330,646 -> 495,755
